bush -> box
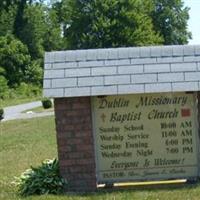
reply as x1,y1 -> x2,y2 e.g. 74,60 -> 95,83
15,159 -> 67,196
42,98 -> 52,109
0,108 -> 4,120
15,83 -> 41,98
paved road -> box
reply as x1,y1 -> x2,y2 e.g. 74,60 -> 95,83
2,101 -> 54,121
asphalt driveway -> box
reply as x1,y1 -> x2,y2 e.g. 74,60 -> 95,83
2,101 -> 54,121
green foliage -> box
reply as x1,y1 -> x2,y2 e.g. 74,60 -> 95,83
0,107 -> 4,120
42,98 -> 53,109
14,2 -> 63,59
0,34 -> 42,87
43,7 -> 63,51
0,83 -> 41,107
151,0 -> 191,45
16,4 -> 47,59
0,75 -> 9,99
60,0 -> 163,49
0,34 -> 31,87
15,158 -> 67,196
25,60 -> 43,85
15,83 -> 41,98
0,4 -> 17,36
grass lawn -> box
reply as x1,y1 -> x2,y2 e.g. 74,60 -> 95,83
0,116 -> 57,200
1,117 -> 200,200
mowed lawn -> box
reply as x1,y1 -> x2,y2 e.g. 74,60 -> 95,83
1,117 -> 200,200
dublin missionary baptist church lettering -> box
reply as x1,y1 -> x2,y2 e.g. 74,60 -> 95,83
92,93 -> 198,182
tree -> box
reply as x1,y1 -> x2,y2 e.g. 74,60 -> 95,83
14,3 -> 47,59
13,1 -> 63,59
13,0 -> 27,40
59,0 -> 163,49
0,1 -> 40,38
43,7 -> 63,51
0,0 -> 20,11
151,0 -> 191,45
0,3 -> 17,36
0,34 -> 42,87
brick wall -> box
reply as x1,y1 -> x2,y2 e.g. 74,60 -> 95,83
54,97 -> 97,192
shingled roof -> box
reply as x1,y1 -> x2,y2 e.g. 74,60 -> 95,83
43,45 -> 200,98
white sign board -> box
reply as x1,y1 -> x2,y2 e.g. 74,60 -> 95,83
92,92 -> 199,183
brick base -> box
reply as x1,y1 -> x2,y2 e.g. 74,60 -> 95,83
54,97 -> 97,192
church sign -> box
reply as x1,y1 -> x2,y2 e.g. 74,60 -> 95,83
43,45 -> 200,191
92,92 -> 199,183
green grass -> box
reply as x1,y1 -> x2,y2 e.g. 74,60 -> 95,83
0,96 -> 42,108
0,116 -> 57,200
1,117 -> 200,200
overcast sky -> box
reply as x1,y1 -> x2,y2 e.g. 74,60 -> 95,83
184,0 -> 200,45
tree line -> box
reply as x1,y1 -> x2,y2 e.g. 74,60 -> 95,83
0,0 -> 191,99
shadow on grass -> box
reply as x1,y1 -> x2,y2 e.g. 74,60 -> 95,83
62,181 -> 200,198
14,182 -> 200,200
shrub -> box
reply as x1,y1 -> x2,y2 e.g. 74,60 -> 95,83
42,98 -> 52,109
15,83 -> 41,98
0,108 -> 4,120
15,159 -> 67,196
